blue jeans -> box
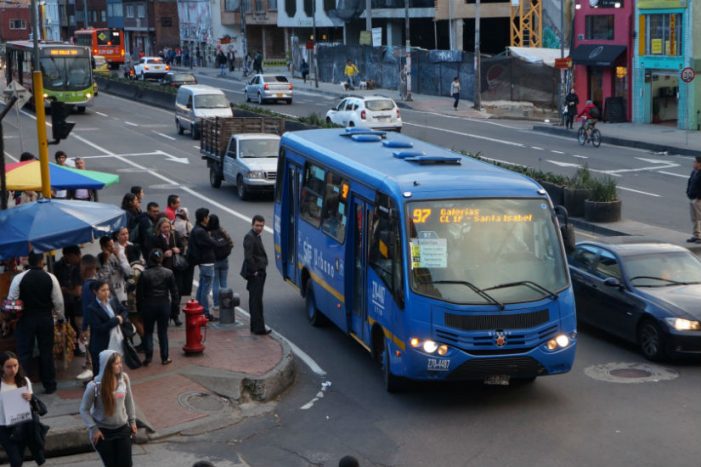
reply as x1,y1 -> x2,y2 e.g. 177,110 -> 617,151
212,258 -> 229,307
219,64 -> 227,76
196,264 -> 214,316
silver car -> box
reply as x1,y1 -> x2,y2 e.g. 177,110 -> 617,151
244,74 -> 293,105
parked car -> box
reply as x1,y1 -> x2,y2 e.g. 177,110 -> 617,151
244,74 -> 293,104
132,56 -> 169,80
161,72 -> 197,88
175,85 -> 233,139
325,96 -> 402,132
568,238 -> 701,361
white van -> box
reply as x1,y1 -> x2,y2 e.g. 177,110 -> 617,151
175,85 -> 233,139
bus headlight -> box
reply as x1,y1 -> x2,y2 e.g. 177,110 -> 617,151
43,93 -> 49,98
409,337 -> 448,355
247,170 -> 266,179
409,337 -> 421,348
422,340 -> 438,354
437,345 -> 449,356
546,333 -> 573,351
86,93 -> 92,99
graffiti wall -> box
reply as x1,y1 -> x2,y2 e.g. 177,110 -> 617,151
177,0 -> 213,44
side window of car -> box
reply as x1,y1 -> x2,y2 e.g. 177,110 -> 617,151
336,99 -> 346,111
594,249 -> 622,280
570,245 -> 599,271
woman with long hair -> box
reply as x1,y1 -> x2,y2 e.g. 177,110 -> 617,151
0,351 -> 45,467
149,218 -> 185,326
80,350 -> 136,467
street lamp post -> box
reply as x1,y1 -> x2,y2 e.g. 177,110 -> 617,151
404,0 -> 412,101
473,0 -> 481,110
559,0 -> 566,126
312,0 -> 318,88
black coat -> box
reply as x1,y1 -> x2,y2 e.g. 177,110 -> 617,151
149,231 -> 184,270
243,229 -> 268,276
190,223 -> 222,265
86,297 -> 128,356
687,170 -> 701,200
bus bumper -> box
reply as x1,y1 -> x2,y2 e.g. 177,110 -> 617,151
392,337 -> 576,382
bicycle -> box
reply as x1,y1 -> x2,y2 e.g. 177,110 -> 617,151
577,118 -> 601,148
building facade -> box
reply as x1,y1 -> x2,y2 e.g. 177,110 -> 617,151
571,0 -> 633,122
41,0 -> 62,41
633,0 -> 699,130
177,0 -> 214,63
434,0 -> 512,54
0,1 -> 31,42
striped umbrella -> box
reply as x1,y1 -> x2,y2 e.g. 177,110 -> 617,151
5,160 -> 119,191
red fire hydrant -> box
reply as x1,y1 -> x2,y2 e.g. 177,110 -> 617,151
183,299 -> 207,355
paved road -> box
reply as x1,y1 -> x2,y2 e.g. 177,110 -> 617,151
3,92 -> 701,466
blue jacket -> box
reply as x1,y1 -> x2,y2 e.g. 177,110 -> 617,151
86,297 -> 128,355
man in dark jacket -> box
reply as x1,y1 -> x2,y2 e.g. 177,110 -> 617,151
564,88 -> 579,129
686,156 -> 701,243
191,208 -> 224,321
139,201 -> 161,259
7,252 -> 65,394
243,214 -> 269,335
136,249 -> 179,365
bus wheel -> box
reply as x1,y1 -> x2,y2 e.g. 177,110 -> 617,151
76,106 -> 86,113
305,282 -> 325,327
382,340 -> 403,393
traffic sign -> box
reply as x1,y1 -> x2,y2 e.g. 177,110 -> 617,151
554,57 -> 572,69
2,80 -> 30,108
681,67 -> 695,83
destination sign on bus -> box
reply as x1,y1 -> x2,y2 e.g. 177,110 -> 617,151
49,49 -> 80,56
411,207 -> 533,224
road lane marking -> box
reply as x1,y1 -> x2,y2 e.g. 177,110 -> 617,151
124,121 -> 138,126
531,146 -> 544,150
657,170 -> 687,179
617,186 -> 661,197
605,163 -> 679,174
404,122 -> 525,147
571,154 -> 588,159
193,145 -> 199,149
154,131 -> 176,141
95,111 -> 109,117
4,151 -> 18,162
479,156 -> 528,168
551,150 -> 564,154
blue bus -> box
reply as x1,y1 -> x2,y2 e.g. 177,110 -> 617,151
273,129 -> 576,391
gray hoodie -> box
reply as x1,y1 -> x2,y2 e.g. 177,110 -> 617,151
80,350 -> 135,436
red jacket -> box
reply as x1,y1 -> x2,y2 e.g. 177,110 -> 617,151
577,103 -> 597,120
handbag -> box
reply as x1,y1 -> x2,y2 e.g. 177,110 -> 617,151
121,321 -> 137,339
30,395 -> 48,417
122,338 -> 142,370
173,252 -> 189,271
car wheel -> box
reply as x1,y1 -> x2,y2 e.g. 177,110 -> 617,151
348,121 -> 355,127
76,106 -> 86,113
245,91 -> 250,103
209,166 -> 222,188
382,339 -> 403,393
140,72 -> 145,81
176,119 -> 184,135
236,175 -> 249,200
191,124 -> 200,140
305,281 -> 325,327
286,99 -> 293,105
326,117 -> 332,125
257,93 -> 263,105
638,319 -> 667,361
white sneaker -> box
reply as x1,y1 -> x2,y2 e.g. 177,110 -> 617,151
76,368 -> 93,381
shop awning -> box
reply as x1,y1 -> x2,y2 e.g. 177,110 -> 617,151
571,45 -> 626,67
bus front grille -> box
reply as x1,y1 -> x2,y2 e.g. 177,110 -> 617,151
444,309 -> 549,331
446,356 -> 546,380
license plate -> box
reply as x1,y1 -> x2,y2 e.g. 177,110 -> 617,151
427,358 -> 450,371
276,93 -> 283,97
484,375 -> 510,386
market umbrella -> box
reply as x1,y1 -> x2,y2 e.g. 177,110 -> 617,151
0,198 -> 126,259
5,160 -> 120,191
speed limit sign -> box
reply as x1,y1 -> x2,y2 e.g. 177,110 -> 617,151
681,67 -> 696,83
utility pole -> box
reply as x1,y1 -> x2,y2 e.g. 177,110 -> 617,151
312,0 -> 319,88
83,0 -> 89,27
365,0 -> 372,32
559,0 -> 566,126
404,0 -> 412,101
241,0 -> 248,63
31,0 -> 51,198
473,0 -> 481,110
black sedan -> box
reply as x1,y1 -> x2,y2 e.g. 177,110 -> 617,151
569,239 -> 701,360
160,72 -> 197,88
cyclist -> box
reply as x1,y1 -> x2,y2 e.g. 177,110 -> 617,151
576,100 -> 600,140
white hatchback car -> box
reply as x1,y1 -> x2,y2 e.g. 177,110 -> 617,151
326,96 -> 402,132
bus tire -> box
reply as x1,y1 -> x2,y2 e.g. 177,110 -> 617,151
305,281 -> 325,327
382,339 -> 403,393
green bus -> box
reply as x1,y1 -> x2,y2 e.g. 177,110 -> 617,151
4,41 -> 94,112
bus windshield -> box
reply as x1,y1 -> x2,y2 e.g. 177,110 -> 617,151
97,30 -> 122,45
407,198 -> 568,304
40,57 -> 91,90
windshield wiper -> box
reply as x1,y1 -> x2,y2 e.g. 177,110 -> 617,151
483,280 -> 557,300
432,280 -> 504,310
628,275 -> 693,286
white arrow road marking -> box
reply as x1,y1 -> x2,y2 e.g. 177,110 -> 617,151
605,163 -> 679,174
636,157 -> 677,164
154,131 -> 176,141
658,170 -> 688,179
547,160 -> 582,168
546,160 -> 621,176
618,186 -> 662,197
81,150 -> 189,164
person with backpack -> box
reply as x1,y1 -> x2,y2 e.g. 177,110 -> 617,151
564,88 -> 579,130
208,215 -> 234,313
80,350 -> 136,467
189,208 -> 227,321
576,100 -> 600,138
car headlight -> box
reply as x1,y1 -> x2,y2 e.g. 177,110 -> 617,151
665,318 -> 701,331
247,170 -> 266,179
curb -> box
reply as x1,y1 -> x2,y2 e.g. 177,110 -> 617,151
532,124 -> 699,156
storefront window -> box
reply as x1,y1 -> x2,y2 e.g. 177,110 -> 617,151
644,13 -> 682,56
585,16 -> 614,40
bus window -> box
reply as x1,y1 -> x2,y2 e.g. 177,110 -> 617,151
300,163 -> 326,227
369,195 -> 404,307
320,172 -> 348,243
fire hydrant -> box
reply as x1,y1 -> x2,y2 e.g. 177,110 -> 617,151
183,299 -> 207,355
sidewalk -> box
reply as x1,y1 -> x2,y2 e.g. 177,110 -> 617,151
0,310 -> 294,462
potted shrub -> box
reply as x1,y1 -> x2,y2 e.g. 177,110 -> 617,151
535,171 -> 568,206
585,177 -> 621,222
564,165 -> 593,217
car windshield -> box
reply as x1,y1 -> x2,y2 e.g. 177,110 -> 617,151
625,251 -> 701,286
407,198 -> 568,304
239,139 -> 279,158
173,74 -> 195,82
264,75 -> 288,83
365,99 -> 395,111
146,58 -> 163,64
40,57 -> 92,90
194,94 -> 229,108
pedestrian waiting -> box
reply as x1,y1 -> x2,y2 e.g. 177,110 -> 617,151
208,214 -> 234,314
686,156 -> 701,244
242,214 -> 269,335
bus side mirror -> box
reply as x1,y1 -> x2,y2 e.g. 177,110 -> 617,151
554,205 -> 575,253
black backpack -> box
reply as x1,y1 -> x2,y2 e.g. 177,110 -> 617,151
589,106 -> 600,119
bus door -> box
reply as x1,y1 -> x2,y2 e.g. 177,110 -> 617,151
283,163 -> 302,284
348,197 -> 371,343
